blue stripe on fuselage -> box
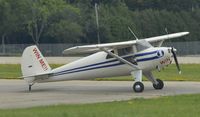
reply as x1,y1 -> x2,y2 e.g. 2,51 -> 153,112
134,51 -> 157,57
55,51 -> 158,74
136,56 -> 159,62
54,59 -> 117,75
52,51 -> 160,76
53,62 -> 123,77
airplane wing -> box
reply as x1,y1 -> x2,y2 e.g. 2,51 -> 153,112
63,32 -> 189,54
63,40 -> 135,54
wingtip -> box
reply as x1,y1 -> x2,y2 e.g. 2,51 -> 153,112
182,32 -> 190,35
62,46 -> 79,54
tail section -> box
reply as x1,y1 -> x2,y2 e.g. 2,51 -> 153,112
21,45 -> 51,83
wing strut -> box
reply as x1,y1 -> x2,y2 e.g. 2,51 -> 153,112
100,48 -> 140,70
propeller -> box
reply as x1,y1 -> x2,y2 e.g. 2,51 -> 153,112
171,47 -> 181,74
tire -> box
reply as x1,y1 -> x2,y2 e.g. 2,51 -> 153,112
153,79 -> 164,90
133,82 -> 144,93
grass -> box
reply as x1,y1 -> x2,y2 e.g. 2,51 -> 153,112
0,64 -> 20,79
0,94 -> 200,117
0,64 -> 62,79
0,64 -> 200,81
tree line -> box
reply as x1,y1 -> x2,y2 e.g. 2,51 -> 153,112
0,0 -> 199,44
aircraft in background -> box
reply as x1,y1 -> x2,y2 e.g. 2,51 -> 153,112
21,31 -> 189,92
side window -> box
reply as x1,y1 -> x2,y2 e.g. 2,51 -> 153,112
106,47 -> 133,59
117,47 -> 132,56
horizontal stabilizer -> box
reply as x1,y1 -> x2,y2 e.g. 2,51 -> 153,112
22,72 -> 53,79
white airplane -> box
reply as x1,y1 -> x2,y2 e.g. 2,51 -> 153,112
21,31 -> 189,92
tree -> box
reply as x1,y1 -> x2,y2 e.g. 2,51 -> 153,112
0,0 -> 199,44
47,20 -> 83,43
0,0 -> 30,51
26,0 -> 79,45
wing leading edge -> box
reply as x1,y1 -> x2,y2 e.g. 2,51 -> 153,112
63,32 -> 189,55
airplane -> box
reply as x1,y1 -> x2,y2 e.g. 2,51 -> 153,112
21,31 -> 189,92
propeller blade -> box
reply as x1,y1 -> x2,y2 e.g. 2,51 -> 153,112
171,48 -> 181,74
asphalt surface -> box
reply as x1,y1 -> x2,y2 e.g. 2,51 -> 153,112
0,80 -> 200,109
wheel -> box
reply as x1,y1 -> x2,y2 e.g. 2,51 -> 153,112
133,82 -> 144,93
153,79 -> 164,90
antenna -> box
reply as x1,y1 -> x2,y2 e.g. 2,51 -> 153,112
128,27 -> 138,40
165,27 -> 168,34
95,3 -> 100,44
165,27 -> 169,40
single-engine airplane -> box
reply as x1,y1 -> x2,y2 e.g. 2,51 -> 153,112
21,31 -> 189,92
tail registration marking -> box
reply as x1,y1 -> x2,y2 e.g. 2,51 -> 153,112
33,47 -> 48,71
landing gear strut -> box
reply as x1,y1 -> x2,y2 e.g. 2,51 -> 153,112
153,79 -> 164,90
131,70 -> 144,93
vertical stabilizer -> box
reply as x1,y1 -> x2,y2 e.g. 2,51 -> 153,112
21,45 -> 51,83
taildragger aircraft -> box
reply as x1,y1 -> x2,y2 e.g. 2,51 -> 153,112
21,32 -> 189,92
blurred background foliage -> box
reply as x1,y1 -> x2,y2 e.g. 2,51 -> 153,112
0,0 -> 199,44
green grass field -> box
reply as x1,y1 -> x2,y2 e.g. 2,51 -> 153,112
0,94 -> 200,117
0,64 -> 62,79
0,64 -> 200,81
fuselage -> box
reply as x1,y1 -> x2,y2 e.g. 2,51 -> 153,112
37,47 -> 173,83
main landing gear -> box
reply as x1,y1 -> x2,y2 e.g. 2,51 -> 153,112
132,79 -> 164,93
132,70 -> 164,93
132,70 -> 144,93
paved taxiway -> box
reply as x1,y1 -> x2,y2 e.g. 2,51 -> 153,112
0,80 -> 200,109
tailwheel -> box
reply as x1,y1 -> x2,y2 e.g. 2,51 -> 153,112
28,83 -> 34,91
29,85 -> 32,91
133,82 -> 144,93
153,79 -> 164,90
